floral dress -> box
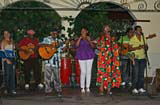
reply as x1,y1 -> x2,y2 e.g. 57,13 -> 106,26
96,35 -> 121,91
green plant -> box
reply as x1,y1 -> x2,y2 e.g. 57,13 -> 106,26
0,0 -> 62,42
64,2 -> 132,40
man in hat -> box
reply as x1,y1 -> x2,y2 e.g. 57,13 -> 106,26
42,29 -> 64,97
18,29 -> 43,90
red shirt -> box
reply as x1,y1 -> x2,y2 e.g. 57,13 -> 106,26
18,37 -> 39,58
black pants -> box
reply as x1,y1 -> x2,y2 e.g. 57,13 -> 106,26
120,59 -> 130,84
24,58 -> 41,86
4,59 -> 16,92
132,59 -> 146,89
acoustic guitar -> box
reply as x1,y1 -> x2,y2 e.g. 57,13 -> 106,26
19,44 -> 35,60
120,34 -> 156,55
38,42 -> 58,59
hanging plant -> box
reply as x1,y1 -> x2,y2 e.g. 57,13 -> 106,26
63,2 -> 133,40
0,0 -> 62,42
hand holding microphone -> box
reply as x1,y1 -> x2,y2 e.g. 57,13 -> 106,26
87,36 -> 91,41
141,32 -> 144,36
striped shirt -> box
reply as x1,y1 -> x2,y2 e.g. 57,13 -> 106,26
42,36 -> 64,68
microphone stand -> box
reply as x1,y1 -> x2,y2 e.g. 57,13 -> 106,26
142,33 -> 160,99
141,32 -> 151,98
141,33 -> 150,66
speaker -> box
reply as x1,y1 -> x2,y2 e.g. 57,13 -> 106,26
156,69 -> 160,90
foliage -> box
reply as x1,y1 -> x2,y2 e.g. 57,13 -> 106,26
0,0 -> 62,42
65,2 -> 132,40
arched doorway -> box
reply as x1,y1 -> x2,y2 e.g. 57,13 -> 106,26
74,2 -> 136,87
74,2 -> 136,39
0,0 -> 62,42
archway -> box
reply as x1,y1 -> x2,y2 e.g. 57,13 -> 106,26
0,0 -> 62,87
74,2 -> 136,39
74,2 -> 136,87
0,0 -> 62,42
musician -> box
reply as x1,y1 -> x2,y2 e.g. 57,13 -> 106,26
18,29 -> 43,90
129,25 -> 148,94
74,27 -> 95,94
1,30 -> 16,94
118,28 -> 134,88
96,25 -> 121,95
42,29 -> 64,97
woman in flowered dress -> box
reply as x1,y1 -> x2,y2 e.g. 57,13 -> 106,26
96,25 -> 121,95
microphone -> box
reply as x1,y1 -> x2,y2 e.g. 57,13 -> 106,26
103,31 -> 107,35
141,32 -> 144,36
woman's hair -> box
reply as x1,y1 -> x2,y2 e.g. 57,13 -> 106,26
100,24 -> 110,37
81,27 -> 89,36
126,27 -> 133,33
81,27 -> 88,31
1,30 -> 13,45
134,25 -> 141,31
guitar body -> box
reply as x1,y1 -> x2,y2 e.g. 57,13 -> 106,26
120,43 -> 129,55
19,45 -> 35,60
120,34 -> 156,55
39,46 -> 57,59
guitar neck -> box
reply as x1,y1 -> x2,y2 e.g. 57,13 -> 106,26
146,34 -> 156,40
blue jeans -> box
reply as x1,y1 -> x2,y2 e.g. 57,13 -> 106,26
4,60 -> 16,92
120,59 -> 130,84
132,59 -> 146,89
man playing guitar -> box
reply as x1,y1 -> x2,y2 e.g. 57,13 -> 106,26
118,28 -> 134,88
18,29 -> 43,90
129,26 -> 148,94
41,29 -> 64,97
118,27 -> 156,90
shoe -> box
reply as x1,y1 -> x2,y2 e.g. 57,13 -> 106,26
45,92 -> 51,96
45,88 -> 52,94
99,87 -> 104,96
107,91 -> 112,95
132,89 -> 139,94
81,88 -> 85,93
99,92 -> 104,96
4,90 -> 8,94
128,82 -> 132,87
121,82 -> 126,89
25,84 -> 29,90
57,92 -> 62,97
12,91 -> 16,95
86,88 -> 90,93
38,83 -> 44,89
121,82 -> 126,86
139,88 -> 146,93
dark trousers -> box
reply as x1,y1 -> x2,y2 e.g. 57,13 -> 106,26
24,58 -> 41,86
4,60 -> 16,92
132,59 -> 146,89
44,65 -> 62,93
120,59 -> 131,84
